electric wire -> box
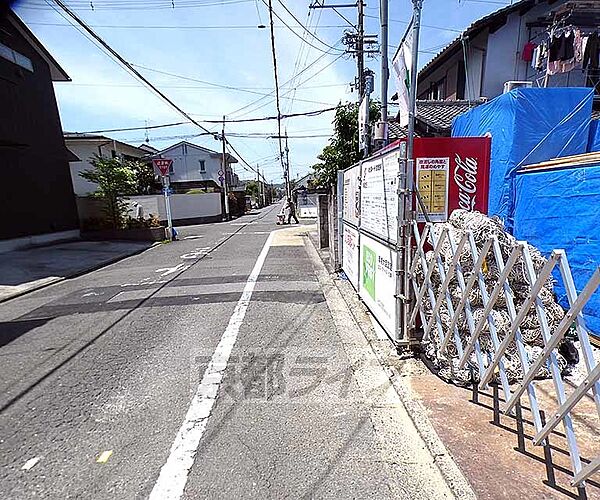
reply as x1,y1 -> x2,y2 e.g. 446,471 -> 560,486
274,0 -> 337,53
25,21 -> 349,29
129,64 -> 334,106
74,106 -> 337,134
266,0 -> 287,187
48,0 -> 217,137
226,43 -> 342,118
259,0 -> 344,54
230,52 -> 345,119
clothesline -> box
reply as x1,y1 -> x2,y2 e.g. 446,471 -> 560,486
523,24 -> 600,80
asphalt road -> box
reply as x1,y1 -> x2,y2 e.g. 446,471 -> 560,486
0,204 -> 453,499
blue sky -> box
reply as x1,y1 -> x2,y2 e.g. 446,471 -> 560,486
13,0 -> 512,182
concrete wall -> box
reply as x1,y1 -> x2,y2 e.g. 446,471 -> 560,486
129,192 -> 222,224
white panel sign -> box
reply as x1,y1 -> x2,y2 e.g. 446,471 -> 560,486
360,150 -> 400,242
359,234 -> 397,337
342,224 -> 360,290
342,165 -> 360,226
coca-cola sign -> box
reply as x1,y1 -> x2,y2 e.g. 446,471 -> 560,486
413,137 -> 491,221
454,154 -> 478,211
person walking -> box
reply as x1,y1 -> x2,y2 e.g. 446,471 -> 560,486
286,197 -> 299,224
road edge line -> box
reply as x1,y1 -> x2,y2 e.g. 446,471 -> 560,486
148,230 -> 275,500
304,235 -> 476,500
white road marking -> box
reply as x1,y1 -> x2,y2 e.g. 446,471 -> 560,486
21,457 -> 41,471
149,230 -> 275,500
96,450 -> 113,463
155,263 -> 189,277
180,248 -> 210,260
183,235 -> 203,240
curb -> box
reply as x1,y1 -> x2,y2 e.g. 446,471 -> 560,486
0,242 -> 160,304
307,234 -> 477,500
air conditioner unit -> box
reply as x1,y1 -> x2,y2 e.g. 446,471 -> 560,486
503,80 -> 534,93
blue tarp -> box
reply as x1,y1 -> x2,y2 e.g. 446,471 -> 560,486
588,120 -> 600,152
514,164 -> 600,337
452,88 -> 594,232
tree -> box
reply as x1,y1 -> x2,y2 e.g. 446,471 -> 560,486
245,180 -> 260,201
311,101 -> 381,188
131,160 -> 157,195
80,155 -> 137,228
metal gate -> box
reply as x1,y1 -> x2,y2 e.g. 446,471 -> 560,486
410,217 -> 600,491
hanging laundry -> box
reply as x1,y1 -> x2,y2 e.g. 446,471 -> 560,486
548,34 -> 562,75
532,45 -> 540,70
574,30 -> 583,65
558,30 -> 575,62
560,31 -> 575,73
522,42 -> 536,62
583,32 -> 600,70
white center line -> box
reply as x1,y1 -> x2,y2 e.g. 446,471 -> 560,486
148,230 -> 275,500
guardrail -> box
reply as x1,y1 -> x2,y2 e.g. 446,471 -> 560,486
411,219 -> 600,493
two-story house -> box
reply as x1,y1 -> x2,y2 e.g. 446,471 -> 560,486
65,133 -> 151,196
155,141 -> 239,192
418,0 -> 599,102
389,0 -> 600,141
0,8 -> 79,246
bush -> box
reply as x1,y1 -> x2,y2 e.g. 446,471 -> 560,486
79,155 -> 137,229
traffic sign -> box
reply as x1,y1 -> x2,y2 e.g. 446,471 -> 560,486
218,175 -> 225,183
153,158 -> 173,176
218,169 -> 224,176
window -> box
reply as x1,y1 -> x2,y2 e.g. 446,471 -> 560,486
0,42 -> 33,72
198,160 -> 206,173
169,162 -> 174,174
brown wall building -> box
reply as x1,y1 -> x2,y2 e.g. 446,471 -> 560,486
0,7 -> 78,241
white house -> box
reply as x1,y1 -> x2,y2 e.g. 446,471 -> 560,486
154,141 -> 239,191
417,0 -> 596,102
65,133 -> 150,196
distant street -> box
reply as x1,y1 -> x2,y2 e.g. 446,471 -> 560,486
0,206 -> 452,499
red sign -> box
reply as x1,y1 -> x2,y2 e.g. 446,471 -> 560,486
403,137 -> 490,221
153,158 -> 173,176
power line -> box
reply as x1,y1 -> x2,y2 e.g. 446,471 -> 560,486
226,44 -> 341,117
274,0 -> 339,52
230,51 -> 345,118
284,0 -> 322,115
65,81 -> 348,90
259,0 -> 344,54
21,0 -> 254,10
364,14 -> 464,33
130,64 -> 334,106
49,0 -> 217,138
266,0 -> 288,196
26,21 -> 349,29
74,106 -> 338,134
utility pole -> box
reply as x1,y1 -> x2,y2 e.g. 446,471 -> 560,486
357,0 -> 365,96
377,0 -> 389,146
284,131 -> 291,199
396,0 -> 423,342
266,0 -> 288,203
221,116 -> 230,220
